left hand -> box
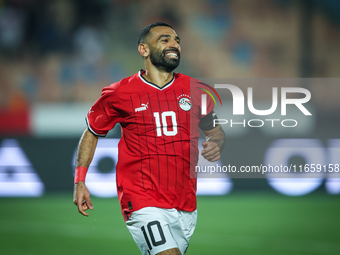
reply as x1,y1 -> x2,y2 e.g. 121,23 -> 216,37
73,181 -> 93,217
201,141 -> 221,162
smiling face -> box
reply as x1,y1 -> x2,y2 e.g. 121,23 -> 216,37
143,26 -> 181,72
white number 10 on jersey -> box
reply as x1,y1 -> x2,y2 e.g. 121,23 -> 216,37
153,111 -> 178,136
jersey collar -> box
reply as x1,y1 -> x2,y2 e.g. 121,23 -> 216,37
138,70 -> 175,90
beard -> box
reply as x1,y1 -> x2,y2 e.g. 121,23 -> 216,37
149,46 -> 180,72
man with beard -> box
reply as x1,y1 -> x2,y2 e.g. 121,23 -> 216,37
73,22 -> 225,255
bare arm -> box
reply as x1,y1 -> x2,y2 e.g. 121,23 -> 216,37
201,125 -> 225,162
73,129 -> 98,216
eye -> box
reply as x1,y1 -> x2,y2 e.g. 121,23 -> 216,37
162,39 -> 168,43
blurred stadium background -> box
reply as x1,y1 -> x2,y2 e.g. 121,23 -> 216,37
0,0 -> 340,254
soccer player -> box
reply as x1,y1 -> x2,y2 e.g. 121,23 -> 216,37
73,22 -> 225,255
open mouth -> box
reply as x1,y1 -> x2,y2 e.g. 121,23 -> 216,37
164,50 -> 179,59
166,52 -> 178,59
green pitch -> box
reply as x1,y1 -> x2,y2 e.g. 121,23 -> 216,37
1,193 -> 339,255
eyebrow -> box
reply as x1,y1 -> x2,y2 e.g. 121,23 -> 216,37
157,34 -> 181,43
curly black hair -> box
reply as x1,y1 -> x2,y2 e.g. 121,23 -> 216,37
137,22 -> 173,46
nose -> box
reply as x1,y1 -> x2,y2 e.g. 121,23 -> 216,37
170,38 -> 180,49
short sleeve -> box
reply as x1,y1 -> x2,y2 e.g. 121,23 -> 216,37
200,89 -> 215,118
190,79 -> 215,119
86,86 -> 120,137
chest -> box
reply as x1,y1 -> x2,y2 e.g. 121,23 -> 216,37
117,88 -> 200,136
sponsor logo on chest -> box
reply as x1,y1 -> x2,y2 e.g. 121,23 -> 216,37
135,102 -> 149,112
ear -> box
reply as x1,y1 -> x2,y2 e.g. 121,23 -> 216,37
138,43 -> 149,58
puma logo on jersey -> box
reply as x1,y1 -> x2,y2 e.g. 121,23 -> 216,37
135,102 -> 149,112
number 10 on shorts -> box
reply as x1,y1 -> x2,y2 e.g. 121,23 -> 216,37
141,220 -> 166,251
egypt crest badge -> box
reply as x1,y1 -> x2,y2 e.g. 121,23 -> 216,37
178,95 -> 191,111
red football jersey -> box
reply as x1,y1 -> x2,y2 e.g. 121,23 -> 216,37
86,70 -> 214,221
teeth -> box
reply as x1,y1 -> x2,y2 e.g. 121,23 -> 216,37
167,53 -> 178,57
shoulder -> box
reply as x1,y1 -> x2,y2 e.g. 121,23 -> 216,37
174,73 -> 209,97
174,72 -> 191,82
174,73 -> 205,87
101,72 -> 139,96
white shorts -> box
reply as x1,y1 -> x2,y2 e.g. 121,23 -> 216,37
126,207 -> 197,255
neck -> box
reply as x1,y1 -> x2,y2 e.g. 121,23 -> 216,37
143,62 -> 174,88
